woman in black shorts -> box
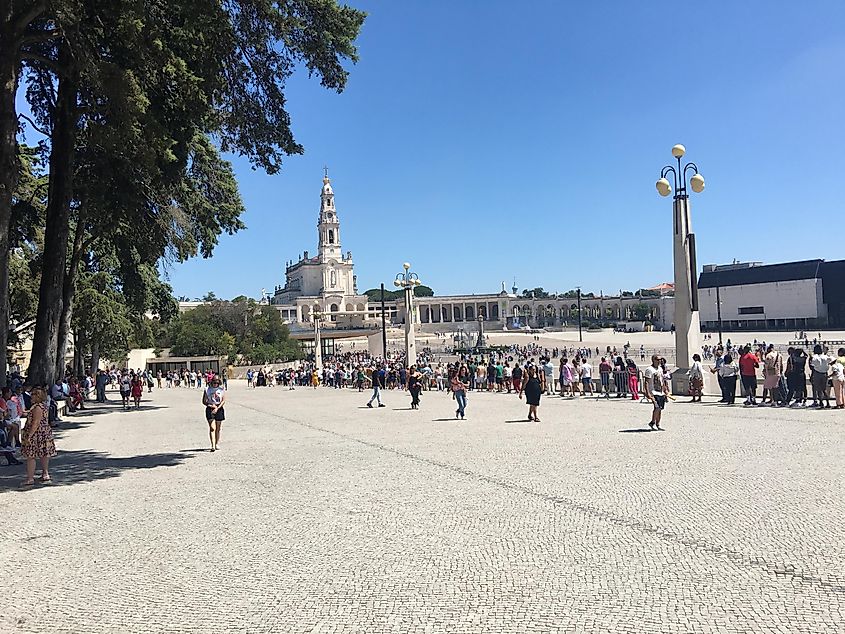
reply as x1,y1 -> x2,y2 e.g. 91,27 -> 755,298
203,377 -> 226,452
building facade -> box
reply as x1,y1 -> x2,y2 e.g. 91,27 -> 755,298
272,174 -> 370,326
698,259 -> 845,331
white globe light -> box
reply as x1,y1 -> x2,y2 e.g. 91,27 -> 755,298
690,173 -> 705,193
403,262 -> 411,270
655,177 -> 672,197
393,280 -> 401,288
671,144 -> 686,158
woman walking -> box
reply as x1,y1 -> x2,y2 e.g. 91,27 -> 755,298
130,375 -> 143,410
626,358 -> 640,400
688,354 -> 704,402
21,386 -> 57,486
519,365 -> 546,422
408,365 -> 422,410
203,376 -> 226,452
451,367 -> 468,419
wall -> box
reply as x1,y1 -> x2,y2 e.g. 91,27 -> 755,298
699,279 -> 823,324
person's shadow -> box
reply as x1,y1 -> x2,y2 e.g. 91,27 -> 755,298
0,449 -> 191,492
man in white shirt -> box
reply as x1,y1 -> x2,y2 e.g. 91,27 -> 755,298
643,355 -> 666,430
809,345 -> 831,408
542,359 -> 555,395
580,360 -> 593,396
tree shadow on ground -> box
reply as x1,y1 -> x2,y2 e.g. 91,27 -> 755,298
0,449 -> 191,492
61,402 -> 165,418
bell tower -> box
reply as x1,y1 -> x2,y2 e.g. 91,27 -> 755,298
317,169 -> 341,262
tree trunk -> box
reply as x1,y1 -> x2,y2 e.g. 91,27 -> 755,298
0,32 -> 20,388
28,46 -> 77,385
90,341 -> 100,377
56,218 -> 85,378
72,327 -> 83,377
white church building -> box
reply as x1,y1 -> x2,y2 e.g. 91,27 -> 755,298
271,173 -> 370,326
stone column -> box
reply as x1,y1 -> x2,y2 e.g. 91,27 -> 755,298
672,195 -> 701,387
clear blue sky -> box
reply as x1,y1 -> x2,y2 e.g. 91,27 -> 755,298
166,0 -> 845,300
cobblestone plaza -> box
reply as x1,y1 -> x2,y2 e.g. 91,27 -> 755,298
2,384 -> 843,633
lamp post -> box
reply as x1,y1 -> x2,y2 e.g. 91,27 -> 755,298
656,144 -> 705,387
312,305 -> 324,372
576,287 -> 583,342
476,314 -> 486,349
394,263 -> 421,367
715,284 -> 723,345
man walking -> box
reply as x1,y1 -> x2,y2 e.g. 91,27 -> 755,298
643,355 -> 667,430
367,364 -> 387,408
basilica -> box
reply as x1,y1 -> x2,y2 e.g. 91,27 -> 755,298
271,173 -> 370,326
271,173 -> 673,333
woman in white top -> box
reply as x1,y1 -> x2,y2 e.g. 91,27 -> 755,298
687,354 -> 704,402
716,354 -> 740,404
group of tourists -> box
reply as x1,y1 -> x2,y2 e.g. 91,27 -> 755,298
700,342 -> 845,408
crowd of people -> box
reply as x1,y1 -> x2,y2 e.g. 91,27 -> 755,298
696,342 -> 845,408
4,333 -> 843,485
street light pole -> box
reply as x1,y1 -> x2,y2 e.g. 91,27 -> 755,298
656,144 -> 705,389
715,284 -> 723,345
395,263 -> 421,367
476,314 -> 485,349
577,287 -> 583,342
380,283 -> 387,359
313,306 -> 324,372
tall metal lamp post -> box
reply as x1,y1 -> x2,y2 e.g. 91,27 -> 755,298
576,287 -> 583,342
476,314 -> 486,349
312,305 -> 324,372
394,263 -> 421,367
655,144 -> 705,389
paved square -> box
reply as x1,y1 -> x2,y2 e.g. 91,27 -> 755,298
1,384 -> 843,633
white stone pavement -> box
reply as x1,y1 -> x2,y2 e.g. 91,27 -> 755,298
1,383 -> 843,633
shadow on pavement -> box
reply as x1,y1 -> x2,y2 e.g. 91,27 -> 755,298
618,428 -> 664,433
0,449 -> 191,492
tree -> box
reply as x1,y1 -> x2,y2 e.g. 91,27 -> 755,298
162,300 -> 302,363
631,303 -> 651,320
202,291 -> 219,302
522,288 -> 549,299
17,1 -> 365,384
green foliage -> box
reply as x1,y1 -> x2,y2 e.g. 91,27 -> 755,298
363,285 -> 434,302
637,288 -> 661,297
163,300 -> 302,363
631,303 -> 652,320
522,288 -> 549,298
72,272 -> 135,363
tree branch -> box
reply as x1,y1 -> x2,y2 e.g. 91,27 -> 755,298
14,0 -> 48,35
22,29 -> 61,45
18,112 -> 51,137
19,51 -> 66,77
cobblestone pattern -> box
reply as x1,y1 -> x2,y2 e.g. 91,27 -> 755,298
1,384 -> 842,633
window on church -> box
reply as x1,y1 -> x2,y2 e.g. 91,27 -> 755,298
330,270 -> 337,287
328,230 -> 334,244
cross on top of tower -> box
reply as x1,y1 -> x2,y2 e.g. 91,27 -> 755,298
323,165 -> 330,184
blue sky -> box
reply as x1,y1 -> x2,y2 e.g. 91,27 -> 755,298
162,1 -> 845,299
